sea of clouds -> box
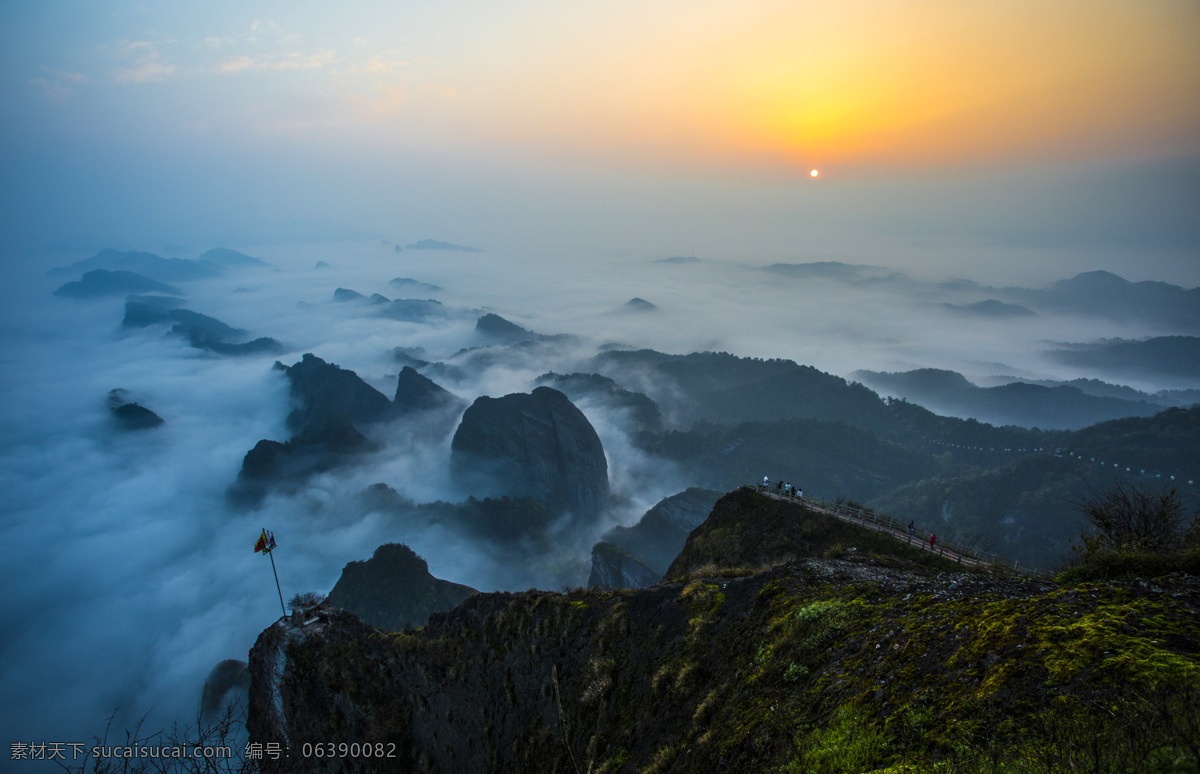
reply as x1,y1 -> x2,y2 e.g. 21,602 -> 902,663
0,239 -> 1192,755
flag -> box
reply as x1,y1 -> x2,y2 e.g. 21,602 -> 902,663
254,530 -> 268,553
268,531 -> 277,551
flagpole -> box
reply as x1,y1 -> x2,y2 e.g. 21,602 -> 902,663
269,550 -> 285,616
264,527 -> 286,617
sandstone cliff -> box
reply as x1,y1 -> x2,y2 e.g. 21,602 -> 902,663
450,386 -> 609,519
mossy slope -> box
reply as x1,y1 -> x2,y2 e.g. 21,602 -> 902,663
666,487 -> 968,578
248,492 -> 1200,774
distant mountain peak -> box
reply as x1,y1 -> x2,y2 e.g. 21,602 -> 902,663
1057,270 -> 1130,288
404,239 -> 482,252
624,297 -> 659,312
475,313 -> 530,336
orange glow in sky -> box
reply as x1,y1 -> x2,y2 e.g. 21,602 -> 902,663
11,0 -> 1199,180
457,0 -> 1200,173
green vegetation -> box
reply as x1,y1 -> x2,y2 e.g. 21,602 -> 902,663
665,488 -> 969,580
253,488 -> 1200,773
1057,482 -> 1200,583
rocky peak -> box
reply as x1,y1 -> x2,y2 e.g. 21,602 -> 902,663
450,386 -> 609,518
278,353 -> 394,434
393,366 -> 465,415
324,543 -> 477,632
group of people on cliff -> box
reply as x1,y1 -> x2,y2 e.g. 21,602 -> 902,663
908,520 -> 938,550
760,476 -> 944,553
763,476 -> 803,501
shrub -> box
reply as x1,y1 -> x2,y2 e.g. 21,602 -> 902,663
288,591 -> 326,612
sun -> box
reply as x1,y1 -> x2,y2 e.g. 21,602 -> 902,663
810,169 -> 819,177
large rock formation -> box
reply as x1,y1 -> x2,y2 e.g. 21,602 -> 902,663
324,543 -> 477,631
393,366 -> 465,416
231,414 -> 381,505
123,300 -> 284,356
278,353 -> 394,435
231,356 -> 463,503
451,387 -> 609,518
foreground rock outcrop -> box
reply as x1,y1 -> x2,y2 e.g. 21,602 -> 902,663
451,387 -> 609,518
248,489 -> 1200,773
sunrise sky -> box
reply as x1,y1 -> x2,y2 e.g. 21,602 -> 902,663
2,2 -> 1200,750
2,0 -> 1198,276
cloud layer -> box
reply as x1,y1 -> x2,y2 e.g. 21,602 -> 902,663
1,241 -> 1195,751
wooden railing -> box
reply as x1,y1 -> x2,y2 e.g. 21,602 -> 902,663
751,484 -> 1018,572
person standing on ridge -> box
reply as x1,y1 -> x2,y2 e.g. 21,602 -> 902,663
930,533 -> 937,550
908,520 -> 915,538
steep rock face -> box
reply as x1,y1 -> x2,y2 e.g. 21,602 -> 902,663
279,353 -> 394,434
238,415 -> 378,481
591,487 -> 722,582
393,366 -> 465,416
324,543 -> 477,631
230,355 -> 405,504
230,414 -> 380,506
586,541 -> 660,590
450,386 -> 609,518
